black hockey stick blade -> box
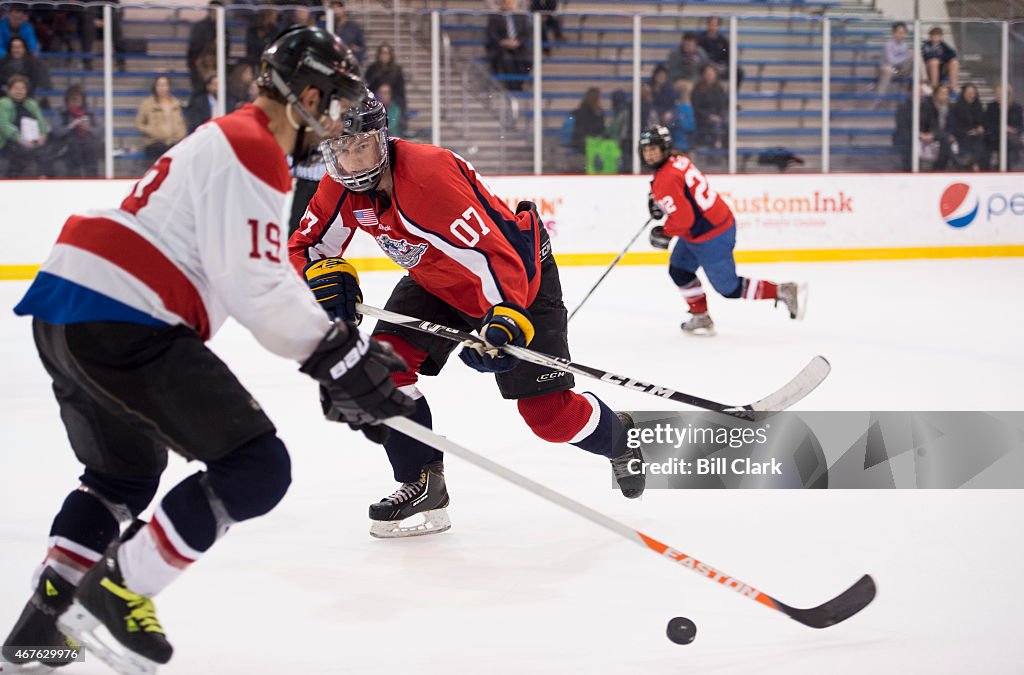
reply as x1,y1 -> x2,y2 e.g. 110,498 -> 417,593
770,574 -> 877,628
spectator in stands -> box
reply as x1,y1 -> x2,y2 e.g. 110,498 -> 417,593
639,83 -> 658,130
187,1 -> 231,93
135,75 -> 187,161
650,64 -> 678,124
486,0 -> 531,91
377,82 -> 404,137
0,4 -> 38,58
605,89 -> 631,172
877,22 -> 912,98
692,63 -> 727,150
530,0 -> 562,55
51,0 -> 127,71
330,2 -> 366,63
665,32 -> 707,88
893,83 -> 961,172
365,43 -> 406,111
0,74 -> 50,177
227,62 -> 255,107
0,37 -> 51,105
245,8 -> 282,65
670,82 -> 696,152
50,83 -> 100,177
984,85 -> 1022,170
922,26 -> 958,93
98,0 -> 129,71
32,3 -> 92,67
925,84 -> 955,170
187,73 -> 235,133
289,6 -> 320,30
698,17 -> 742,91
571,86 -> 605,152
951,83 -> 986,171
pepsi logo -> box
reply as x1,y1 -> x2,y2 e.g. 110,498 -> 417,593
939,183 -> 979,228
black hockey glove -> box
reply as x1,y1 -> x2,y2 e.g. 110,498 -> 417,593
303,258 -> 363,324
300,322 -> 416,443
649,225 -> 671,250
459,302 -> 535,374
648,194 -> 666,220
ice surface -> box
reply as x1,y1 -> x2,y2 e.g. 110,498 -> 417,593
2,259 -> 1023,674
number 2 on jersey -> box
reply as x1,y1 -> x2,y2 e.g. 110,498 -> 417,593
672,156 -> 718,211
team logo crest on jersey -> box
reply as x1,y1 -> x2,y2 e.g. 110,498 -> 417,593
939,183 -> 978,228
375,234 -> 429,268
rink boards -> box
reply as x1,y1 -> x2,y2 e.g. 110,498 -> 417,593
1,172 -> 1022,279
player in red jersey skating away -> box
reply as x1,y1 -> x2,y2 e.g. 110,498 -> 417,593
290,95 -> 645,538
640,125 -> 807,335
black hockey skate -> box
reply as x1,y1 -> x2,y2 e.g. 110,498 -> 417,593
369,461 -> 451,538
2,567 -> 80,670
610,412 -> 645,499
57,538 -> 172,675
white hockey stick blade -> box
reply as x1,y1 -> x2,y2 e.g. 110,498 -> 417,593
728,355 -> 832,413
0,661 -> 58,673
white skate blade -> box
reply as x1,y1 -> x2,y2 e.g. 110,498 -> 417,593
681,325 -> 716,337
794,282 -> 809,320
369,508 -> 451,539
0,661 -> 58,673
57,602 -> 159,675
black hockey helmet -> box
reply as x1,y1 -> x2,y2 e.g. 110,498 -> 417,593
320,94 -> 390,193
638,125 -> 673,168
259,26 -> 365,136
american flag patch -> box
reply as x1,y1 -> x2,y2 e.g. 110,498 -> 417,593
353,209 -> 379,228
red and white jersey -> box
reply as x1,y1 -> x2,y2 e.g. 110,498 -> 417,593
650,154 -> 734,243
15,105 -> 330,361
289,139 -> 542,318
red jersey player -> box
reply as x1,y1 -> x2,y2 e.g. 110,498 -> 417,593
289,95 -> 645,538
641,125 -> 806,335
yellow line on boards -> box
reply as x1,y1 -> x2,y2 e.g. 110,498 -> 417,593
2,245 -> 1023,281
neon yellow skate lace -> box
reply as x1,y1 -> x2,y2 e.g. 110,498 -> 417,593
99,578 -> 166,635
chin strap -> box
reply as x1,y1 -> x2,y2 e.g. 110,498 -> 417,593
272,69 -> 329,138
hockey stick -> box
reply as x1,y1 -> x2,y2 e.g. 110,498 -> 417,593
384,415 -> 877,628
567,217 -> 653,322
357,303 -> 830,415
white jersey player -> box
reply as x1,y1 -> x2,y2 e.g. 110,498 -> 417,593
3,27 -> 414,673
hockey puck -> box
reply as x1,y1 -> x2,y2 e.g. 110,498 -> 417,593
666,616 -> 696,645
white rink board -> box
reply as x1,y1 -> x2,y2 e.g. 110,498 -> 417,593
1,173 -> 1022,267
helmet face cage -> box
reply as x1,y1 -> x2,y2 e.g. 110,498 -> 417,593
638,125 -> 673,168
321,96 -> 390,192
320,129 -> 389,192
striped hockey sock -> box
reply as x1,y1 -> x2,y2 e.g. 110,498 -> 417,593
678,278 -> 708,314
